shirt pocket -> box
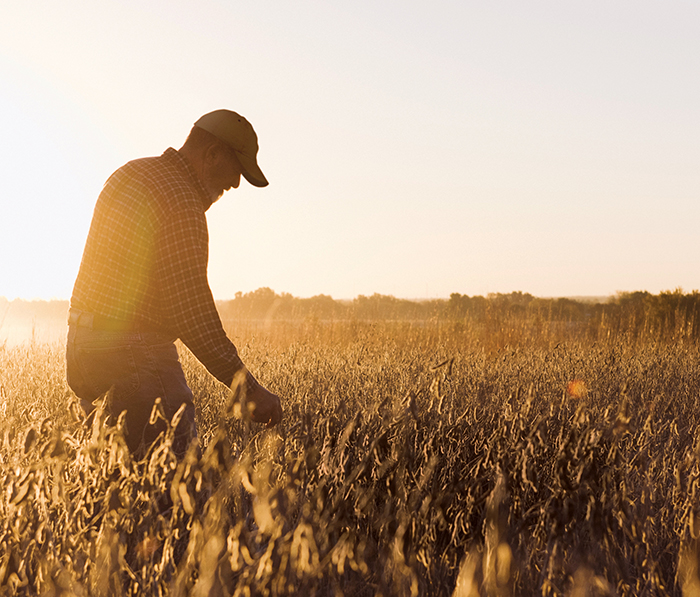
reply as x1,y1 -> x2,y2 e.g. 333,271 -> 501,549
76,344 -> 141,401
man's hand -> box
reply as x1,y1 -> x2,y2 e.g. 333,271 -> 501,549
246,384 -> 283,428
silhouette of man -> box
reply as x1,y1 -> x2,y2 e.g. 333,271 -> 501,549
66,110 -> 283,456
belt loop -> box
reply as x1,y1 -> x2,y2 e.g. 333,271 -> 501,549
68,309 -> 95,330
81,311 -> 95,330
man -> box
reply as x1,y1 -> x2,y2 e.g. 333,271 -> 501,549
66,109 -> 283,456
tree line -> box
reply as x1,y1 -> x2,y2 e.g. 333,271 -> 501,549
3,287 -> 700,343
217,287 -> 700,342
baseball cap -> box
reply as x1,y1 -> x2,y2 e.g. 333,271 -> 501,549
194,109 -> 269,187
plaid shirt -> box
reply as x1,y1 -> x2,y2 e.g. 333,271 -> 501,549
71,148 -> 252,389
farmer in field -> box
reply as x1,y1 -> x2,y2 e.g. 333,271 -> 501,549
66,109 -> 283,456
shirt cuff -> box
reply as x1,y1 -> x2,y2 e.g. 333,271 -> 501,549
245,371 -> 261,394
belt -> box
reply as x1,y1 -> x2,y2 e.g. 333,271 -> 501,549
68,309 -> 150,333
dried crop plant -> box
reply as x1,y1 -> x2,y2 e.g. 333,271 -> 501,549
1,317 -> 700,595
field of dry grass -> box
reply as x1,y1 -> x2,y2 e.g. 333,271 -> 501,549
2,315 -> 700,596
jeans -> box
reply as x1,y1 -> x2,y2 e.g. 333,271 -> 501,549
66,324 -> 197,457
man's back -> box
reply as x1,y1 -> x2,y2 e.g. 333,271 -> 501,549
71,149 -> 208,333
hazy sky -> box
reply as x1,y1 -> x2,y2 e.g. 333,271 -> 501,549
1,1 -> 698,300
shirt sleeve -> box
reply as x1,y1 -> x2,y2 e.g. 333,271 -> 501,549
155,204 -> 255,390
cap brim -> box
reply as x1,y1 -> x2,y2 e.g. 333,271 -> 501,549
236,151 -> 268,187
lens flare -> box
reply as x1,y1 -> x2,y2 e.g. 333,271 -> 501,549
566,379 -> 588,399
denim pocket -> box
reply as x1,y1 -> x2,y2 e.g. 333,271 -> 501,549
76,344 -> 141,401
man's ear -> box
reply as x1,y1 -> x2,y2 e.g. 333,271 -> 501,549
203,142 -> 225,165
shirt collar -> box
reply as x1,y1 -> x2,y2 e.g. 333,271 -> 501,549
163,147 -> 214,211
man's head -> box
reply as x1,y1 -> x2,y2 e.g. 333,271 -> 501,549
195,110 -> 268,188
180,110 -> 268,202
